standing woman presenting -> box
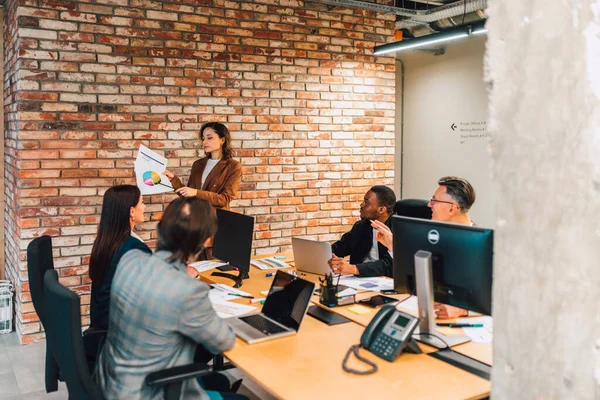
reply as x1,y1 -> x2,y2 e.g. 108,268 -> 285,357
164,122 -> 242,210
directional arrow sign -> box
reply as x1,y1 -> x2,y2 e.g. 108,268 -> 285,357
451,123 -> 457,131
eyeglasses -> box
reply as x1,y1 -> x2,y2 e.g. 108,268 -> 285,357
429,198 -> 455,206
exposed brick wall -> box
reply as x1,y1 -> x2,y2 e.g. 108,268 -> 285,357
3,0 -> 396,343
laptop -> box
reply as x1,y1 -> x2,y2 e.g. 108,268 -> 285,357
292,237 -> 332,276
228,270 -> 315,344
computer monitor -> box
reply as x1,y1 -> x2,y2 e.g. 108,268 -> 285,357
392,216 -> 493,348
211,208 -> 254,288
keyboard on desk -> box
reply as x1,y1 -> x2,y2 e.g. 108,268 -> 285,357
239,314 -> 288,335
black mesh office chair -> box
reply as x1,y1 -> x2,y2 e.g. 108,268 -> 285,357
43,269 -> 214,400
26,235 -> 60,393
393,199 -> 432,220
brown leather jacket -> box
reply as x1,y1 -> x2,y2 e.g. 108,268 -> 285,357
171,158 -> 242,209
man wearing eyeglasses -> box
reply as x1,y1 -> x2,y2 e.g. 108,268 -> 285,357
372,176 -> 476,319
429,176 -> 476,319
428,176 -> 475,226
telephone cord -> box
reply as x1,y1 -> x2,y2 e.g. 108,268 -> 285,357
411,332 -> 451,349
342,344 -> 378,375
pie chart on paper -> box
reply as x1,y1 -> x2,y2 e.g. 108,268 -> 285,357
142,171 -> 162,186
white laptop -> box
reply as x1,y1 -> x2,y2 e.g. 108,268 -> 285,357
292,237 -> 332,276
228,270 -> 315,344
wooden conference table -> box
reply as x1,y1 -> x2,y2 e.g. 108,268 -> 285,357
199,253 -> 492,400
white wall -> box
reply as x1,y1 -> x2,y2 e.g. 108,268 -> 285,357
395,36 -> 495,227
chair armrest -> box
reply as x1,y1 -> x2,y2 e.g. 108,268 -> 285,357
145,363 -> 212,387
83,327 -> 108,337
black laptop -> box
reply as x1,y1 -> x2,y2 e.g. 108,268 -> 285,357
228,270 -> 315,344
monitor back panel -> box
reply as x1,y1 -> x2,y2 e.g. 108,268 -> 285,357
213,209 -> 255,273
392,216 -> 493,315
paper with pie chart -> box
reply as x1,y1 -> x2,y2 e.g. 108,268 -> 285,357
134,145 -> 174,195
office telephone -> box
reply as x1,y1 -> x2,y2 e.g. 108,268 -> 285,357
343,305 -> 421,374
361,305 -> 421,361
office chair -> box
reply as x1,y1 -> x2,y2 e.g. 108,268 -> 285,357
27,235 -> 60,393
393,199 -> 432,220
43,269 -> 215,400
27,236 -> 106,393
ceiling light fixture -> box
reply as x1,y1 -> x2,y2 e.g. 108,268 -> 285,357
374,21 -> 487,56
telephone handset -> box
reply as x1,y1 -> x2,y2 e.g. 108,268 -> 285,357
343,305 -> 421,375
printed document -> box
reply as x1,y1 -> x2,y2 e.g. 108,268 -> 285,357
251,258 -> 292,270
337,276 -> 394,292
456,316 -> 493,343
188,260 -> 228,273
134,145 -> 173,195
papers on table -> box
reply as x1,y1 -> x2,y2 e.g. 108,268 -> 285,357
208,284 -> 256,318
210,284 -> 253,298
211,302 -> 257,319
209,285 -> 252,304
250,258 -> 292,270
188,260 -> 228,273
396,296 -> 418,312
208,288 -> 234,304
336,276 -> 394,292
134,145 -> 174,195
456,316 -> 493,343
337,287 -> 358,297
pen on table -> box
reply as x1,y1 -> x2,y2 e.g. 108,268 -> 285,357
436,323 -> 484,328
227,293 -> 254,299
266,272 -> 273,277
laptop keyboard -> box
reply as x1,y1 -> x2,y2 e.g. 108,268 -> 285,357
240,314 -> 288,335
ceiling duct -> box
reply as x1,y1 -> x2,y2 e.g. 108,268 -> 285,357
394,0 -> 486,26
315,0 -> 486,20
405,9 -> 486,37
315,0 -> 487,37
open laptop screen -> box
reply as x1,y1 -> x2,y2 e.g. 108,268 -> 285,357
261,271 -> 314,332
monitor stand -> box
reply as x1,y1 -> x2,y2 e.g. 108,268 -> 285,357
211,265 -> 249,289
412,250 -> 470,349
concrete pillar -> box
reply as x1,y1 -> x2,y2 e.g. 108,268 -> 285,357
487,1 -> 600,398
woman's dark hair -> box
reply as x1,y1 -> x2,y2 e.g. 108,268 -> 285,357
89,185 -> 141,284
156,197 -> 218,264
200,122 -> 234,159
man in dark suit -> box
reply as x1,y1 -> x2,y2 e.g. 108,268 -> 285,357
328,185 -> 396,277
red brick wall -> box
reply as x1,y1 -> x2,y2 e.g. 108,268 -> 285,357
4,0 -> 396,343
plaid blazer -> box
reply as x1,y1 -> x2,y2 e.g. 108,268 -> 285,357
94,250 -> 235,400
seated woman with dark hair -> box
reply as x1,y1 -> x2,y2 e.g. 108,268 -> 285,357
95,197 -> 247,400
88,184 -> 150,332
